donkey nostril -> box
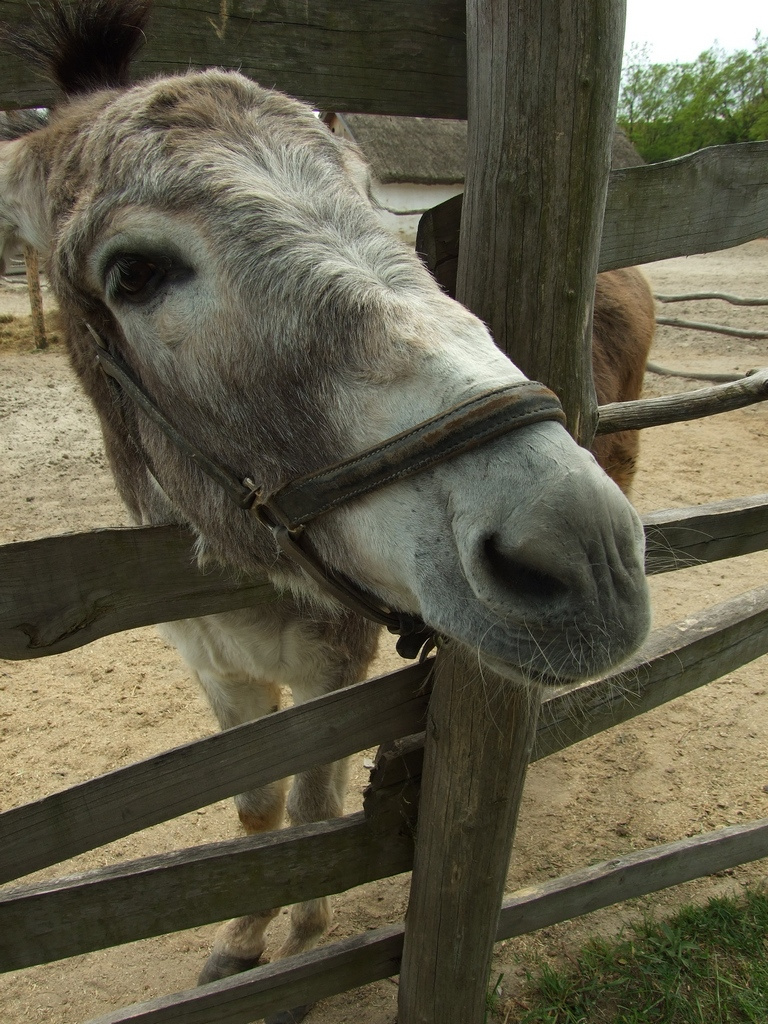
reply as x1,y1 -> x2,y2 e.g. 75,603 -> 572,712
482,535 -> 571,604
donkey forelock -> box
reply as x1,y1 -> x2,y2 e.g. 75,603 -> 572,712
2,0 -> 151,95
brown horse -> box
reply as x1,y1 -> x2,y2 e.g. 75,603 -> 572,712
0,1 -> 651,1011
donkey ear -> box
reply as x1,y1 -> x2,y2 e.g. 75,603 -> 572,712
0,135 -> 50,274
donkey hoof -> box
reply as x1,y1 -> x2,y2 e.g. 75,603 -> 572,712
264,1005 -> 313,1024
197,951 -> 262,985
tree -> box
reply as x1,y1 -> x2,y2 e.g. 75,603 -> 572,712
618,35 -> 768,162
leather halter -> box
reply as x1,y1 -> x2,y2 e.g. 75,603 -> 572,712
86,324 -> 567,656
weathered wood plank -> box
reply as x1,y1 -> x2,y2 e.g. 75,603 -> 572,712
362,734 -> 423,834
596,368 -> 768,435
85,925 -> 406,1024
0,525 -> 275,660
416,142 -> 768,287
533,583 -> 768,761
0,0 -> 467,117
24,245 -> 46,349
496,816 -> 768,940
81,817 -> 768,1024
0,812 -> 414,973
646,362 -> 743,383
655,292 -> 768,306
451,1 -> 621,443
0,661 -> 432,886
643,494 -> 768,574
601,142 -> 768,269
400,649 -> 540,1024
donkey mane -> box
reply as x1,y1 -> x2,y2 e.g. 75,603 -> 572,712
3,0 -> 151,95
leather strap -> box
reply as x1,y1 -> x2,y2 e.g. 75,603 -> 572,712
254,382 -> 566,530
87,325 -> 259,509
269,517 -> 434,656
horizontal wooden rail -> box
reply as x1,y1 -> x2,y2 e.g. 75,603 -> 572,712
643,494 -> 768,573
4,495 -> 768,661
0,525 -> 276,660
655,316 -> 768,340
6,10 -> 764,267
655,292 -> 768,306
496,816 -> 768,940
596,368 -> 768,435
87,925 -> 408,1024
417,142 -> 768,289
2,11 -> 766,266
645,362 -> 745,384
600,143 -> 768,269
0,0 -> 467,117
533,582 -> 768,760
0,812 -> 414,973
81,816 -> 768,1024
5,582 -> 768,969
0,661 -> 432,886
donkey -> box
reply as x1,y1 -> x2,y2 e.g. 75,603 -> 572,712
590,265 -> 656,493
0,0 -> 651,1005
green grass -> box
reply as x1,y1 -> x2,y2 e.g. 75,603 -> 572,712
502,887 -> 768,1023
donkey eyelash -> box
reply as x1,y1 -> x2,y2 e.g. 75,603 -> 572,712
104,253 -> 190,303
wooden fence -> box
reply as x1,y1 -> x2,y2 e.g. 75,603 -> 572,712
2,1 -> 768,1022
643,291 -> 768,382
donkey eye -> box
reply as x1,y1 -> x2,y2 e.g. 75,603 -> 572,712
105,253 -> 187,304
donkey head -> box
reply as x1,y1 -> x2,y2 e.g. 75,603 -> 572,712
0,0 -> 650,683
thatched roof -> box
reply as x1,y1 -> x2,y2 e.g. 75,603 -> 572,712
329,114 -> 467,184
326,113 -> 644,184
611,127 -> 644,169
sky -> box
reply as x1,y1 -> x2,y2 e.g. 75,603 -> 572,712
624,0 -> 766,64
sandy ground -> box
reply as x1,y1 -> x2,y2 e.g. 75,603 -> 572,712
1,239 -> 768,1023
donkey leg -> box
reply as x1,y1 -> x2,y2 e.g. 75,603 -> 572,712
194,670 -> 289,984
159,617 -> 291,983
263,625 -> 378,1024
278,757 -> 351,959
161,608 -> 379,1010
271,615 -> 378,963
255,759 -> 351,1024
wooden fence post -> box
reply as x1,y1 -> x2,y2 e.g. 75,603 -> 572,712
399,2 -> 626,1021
24,244 -> 46,350
398,648 -> 540,1022
456,0 -> 626,442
